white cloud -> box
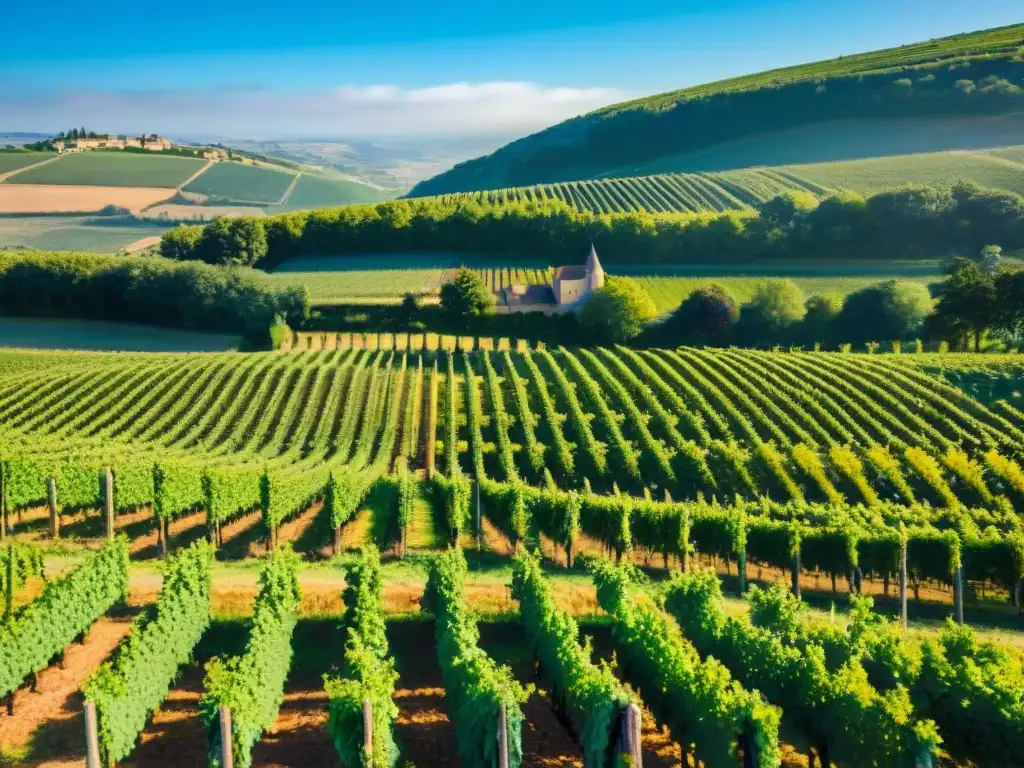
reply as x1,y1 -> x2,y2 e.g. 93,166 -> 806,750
1,82 -> 626,138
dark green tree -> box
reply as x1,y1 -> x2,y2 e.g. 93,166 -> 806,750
758,191 -> 818,229
193,218 -> 268,266
662,283 -> 739,346
800,294 -> 843,345
933,258 -> 998,351
836,280 -> 933,344
995,268 -> 1024,348
439,268 -> 494,319
397,293 -> 421,325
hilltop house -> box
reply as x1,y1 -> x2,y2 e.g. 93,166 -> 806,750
502,245 -> 605,312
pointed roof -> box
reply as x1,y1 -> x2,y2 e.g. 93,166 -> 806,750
585,244 -> 603,276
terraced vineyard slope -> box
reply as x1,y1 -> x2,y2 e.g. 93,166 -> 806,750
423,145 -> 1024,214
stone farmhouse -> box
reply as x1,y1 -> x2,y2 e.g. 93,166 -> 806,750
501,245 -> 606,313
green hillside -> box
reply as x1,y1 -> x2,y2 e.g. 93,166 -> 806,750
426,145 -> 1024,214
270,173 -> 396,211
6,152 -> 206,188
410,24 -> 1024,195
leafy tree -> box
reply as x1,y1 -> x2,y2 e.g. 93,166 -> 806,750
662,283 -> 739,345
836,280 -> 933,343
801,294 -> 843,345
439,268 -> 494,319
193,218 -> 268,266
739,280 -> 806,343
159,225 -> 204,261
579,278 -> 656,343
932,258 -> 998,351
995,268 -> 1024,348
758,191 -> 818,229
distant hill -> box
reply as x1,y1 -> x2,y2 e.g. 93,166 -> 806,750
410,24 -> 1024,196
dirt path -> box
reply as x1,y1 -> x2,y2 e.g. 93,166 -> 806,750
476,621 -> 612,767
277,503 -> 322,549
276,172 -> 301,206
123,235 -> 162,253
0,614 -> 135,763
118,664 -> 208,768
0,155 -> 61,183
389,620 -> 459,767
216,510 -> 267,560
120,621 -> 248,767
249,619 -> 346,767
176,159 -> 213,191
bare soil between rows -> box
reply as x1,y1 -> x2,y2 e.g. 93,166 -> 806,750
0,612 -> 137,765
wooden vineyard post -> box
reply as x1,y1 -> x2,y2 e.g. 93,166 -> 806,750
497,703 -> 509,768
954,565 -> 965,626
103,468 -> 115,541
84,700 -> 102,768
219,706 -> 234,768
47,477 -> 59,540
362,698 -> 373,760
334,526 -> 342,556
900,538 -> 909,632
614,703 -> 643,768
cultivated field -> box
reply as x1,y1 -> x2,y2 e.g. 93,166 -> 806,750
5,153 -> 207,188
0,217 -> 173,253
429,143 -> 1024,214
0,152 -> 54,175
1,345 -> 1023,767
271,173 -> 395,210
183,162 -> 297,203
140,203 -> 266,221
0,318 -> 240,351
268,254 -> 542,303
0,217 -> 171,253
0,184 -> 172,213
268,253 -> 942,309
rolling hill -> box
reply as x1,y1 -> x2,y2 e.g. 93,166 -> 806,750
426,144 -> 1024,214
410,24 -> 1024,196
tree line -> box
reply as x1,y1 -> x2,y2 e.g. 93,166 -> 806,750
159,181 -> 1024,269
0,252 -> 309,344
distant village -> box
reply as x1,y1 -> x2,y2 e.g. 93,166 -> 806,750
43,129 -> 227,160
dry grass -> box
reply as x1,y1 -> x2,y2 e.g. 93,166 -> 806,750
0,185 -> 171,213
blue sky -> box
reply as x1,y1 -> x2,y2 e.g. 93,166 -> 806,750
3,0 -> 1021,138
